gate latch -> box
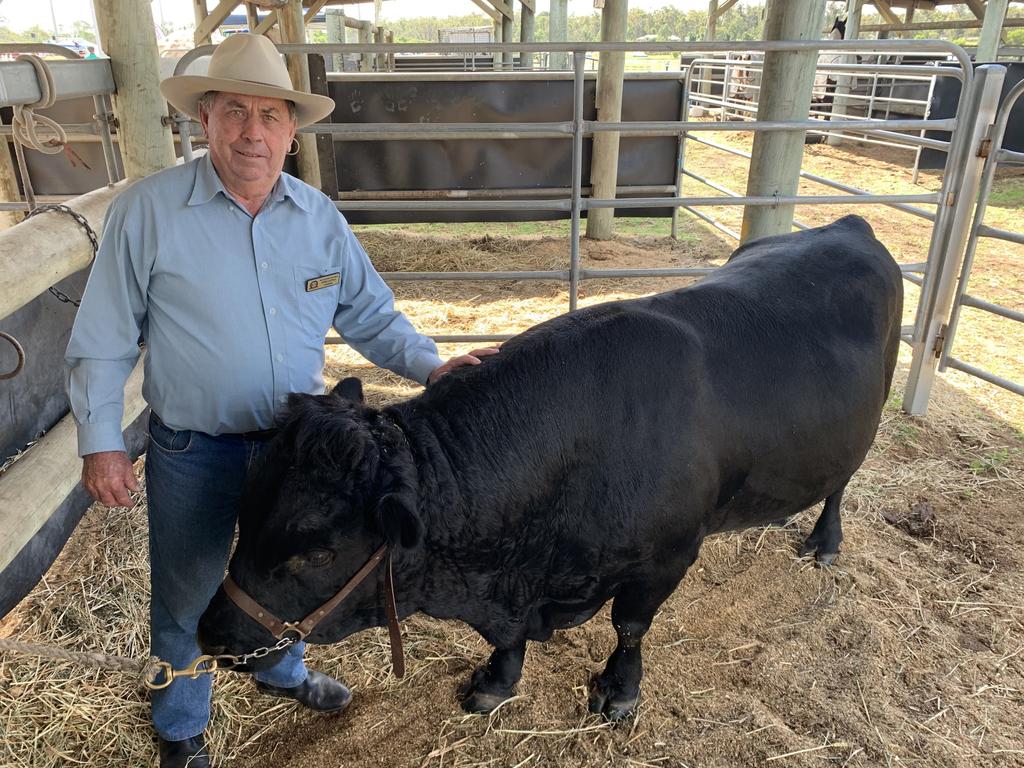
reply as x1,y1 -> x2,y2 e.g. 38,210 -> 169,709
932,323 -> 948,358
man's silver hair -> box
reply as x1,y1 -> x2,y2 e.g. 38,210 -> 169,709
197,90 -> 296,121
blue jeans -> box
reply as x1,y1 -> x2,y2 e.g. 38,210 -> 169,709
145,412 -> 307,741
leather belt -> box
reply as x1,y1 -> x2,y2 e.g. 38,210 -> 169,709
222,543 -> 405,678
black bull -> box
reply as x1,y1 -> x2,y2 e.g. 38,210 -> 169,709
199,215 -> 904,719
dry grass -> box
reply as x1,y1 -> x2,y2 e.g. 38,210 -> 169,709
2,136 -> 1023,767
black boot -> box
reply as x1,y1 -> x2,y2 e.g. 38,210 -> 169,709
255,669 -> 352,712
158,733 -> 211,768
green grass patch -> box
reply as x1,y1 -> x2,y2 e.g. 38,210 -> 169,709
968,447 -> 1013,475
986,177 -> 1024,209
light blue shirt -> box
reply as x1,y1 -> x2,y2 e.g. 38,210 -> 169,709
66,153 -> 442,456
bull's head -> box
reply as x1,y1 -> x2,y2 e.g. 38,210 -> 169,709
197,378 -> 422,670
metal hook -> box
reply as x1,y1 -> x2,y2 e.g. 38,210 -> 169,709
0,332 -> 26,380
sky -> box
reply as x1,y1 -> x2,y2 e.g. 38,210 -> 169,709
0,0 -> 713,36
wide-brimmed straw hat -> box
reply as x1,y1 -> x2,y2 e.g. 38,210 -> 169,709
160,33 -> 335,128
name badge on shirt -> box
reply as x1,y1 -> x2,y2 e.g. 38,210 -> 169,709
305,273 -> 340,292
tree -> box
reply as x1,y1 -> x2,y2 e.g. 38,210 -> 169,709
71,20 -> 96,42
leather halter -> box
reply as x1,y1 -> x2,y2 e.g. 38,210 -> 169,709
222,543 -> 405,678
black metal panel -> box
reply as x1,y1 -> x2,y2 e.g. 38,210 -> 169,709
0,412 -> 149,620
326,76 -> 683,223
920,62 -> 1024,170
1,269 -> 88,464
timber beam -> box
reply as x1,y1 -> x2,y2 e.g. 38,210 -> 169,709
964,0 -> 985,19
871,0 -> 904,26
860,17 -> 1024,32
484,0 -> 514,20
194,0 -> 239,45
715,0 -> 741,18
470,0 -> 502,22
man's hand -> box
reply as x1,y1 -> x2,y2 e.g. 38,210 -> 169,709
82,450 -> 139,507
427,347 -> 500,385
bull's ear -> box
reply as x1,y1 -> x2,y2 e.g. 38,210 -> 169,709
330,377 -> 364,403
376,492 -> 422,549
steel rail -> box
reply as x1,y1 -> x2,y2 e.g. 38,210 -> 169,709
584,193 -> 941,210
173,39 -> 973,80
943,358 -> 1024,397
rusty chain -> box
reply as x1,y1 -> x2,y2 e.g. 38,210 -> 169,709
24,203 -> 100,308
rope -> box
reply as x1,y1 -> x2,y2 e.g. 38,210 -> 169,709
0,636 -> 158,680
12,54 -> 68,155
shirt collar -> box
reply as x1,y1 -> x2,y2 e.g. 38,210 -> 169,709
187,152 -> 313,214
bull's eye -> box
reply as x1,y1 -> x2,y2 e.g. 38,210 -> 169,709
307,549 -> 334,568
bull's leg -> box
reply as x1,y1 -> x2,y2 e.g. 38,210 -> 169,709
589,576 -> 681,721
799,482 -> 847,566
461,640 -> 526,714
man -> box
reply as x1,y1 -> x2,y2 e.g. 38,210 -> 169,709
65,33 -> 494,768
84,46 -> 99,59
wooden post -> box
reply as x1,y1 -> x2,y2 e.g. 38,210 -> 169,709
374,26 -> 385,71
326,7 -> 346,72
585,0 -> 628,241
502,0 -> 515,70
358,22 -> 372,72
493,19 -> 503,70
279,0 -> 321,189
245,2 -> 260,32
521,0 -> 535,70
827,0 -> 862,146
93,0 -> 176,179
0,133 -> 20,229
977,0 -> 1009,62
695,0 -> 718,115
307,53 -> 337,198
193,0 -> 212,45
705,0 -> 718,41
740,0 -> 826,243
549,0 -> 568,70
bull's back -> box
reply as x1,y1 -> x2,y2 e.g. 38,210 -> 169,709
420,215 -> 901,537
681,216 -> 903,529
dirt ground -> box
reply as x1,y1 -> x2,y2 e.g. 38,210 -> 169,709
2,135 -> 1023,767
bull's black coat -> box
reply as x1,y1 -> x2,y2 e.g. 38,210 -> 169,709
199,215 -> 904,718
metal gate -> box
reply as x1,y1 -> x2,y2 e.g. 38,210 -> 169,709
935,78 -> 1024,399
5,39 -> 1015,416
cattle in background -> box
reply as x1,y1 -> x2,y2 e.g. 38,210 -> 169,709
198,215 -> 903,720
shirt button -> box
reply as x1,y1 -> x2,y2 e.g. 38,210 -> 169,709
269,307 -> 277,315
276,353 -> 284,362
261,261 -> 269,269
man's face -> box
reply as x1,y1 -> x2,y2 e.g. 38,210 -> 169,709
199,92 -> 297,194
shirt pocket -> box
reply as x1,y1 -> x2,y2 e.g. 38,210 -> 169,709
292,265 -> 341,338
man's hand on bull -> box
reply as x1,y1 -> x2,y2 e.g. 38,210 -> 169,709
427,347 -> 500,385
82,450 -> 140,508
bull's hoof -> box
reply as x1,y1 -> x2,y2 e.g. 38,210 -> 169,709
588,678 -> 638,721
799,539 -> 840,566
461,689 -> 510,714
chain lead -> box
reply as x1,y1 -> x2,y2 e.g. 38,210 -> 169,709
24,204 -> 100,309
